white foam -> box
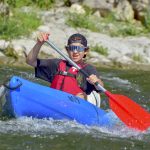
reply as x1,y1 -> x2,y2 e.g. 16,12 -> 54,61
0,117 -> 149,140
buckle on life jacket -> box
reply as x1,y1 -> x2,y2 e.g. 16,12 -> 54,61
59,71 -> 68,76
58,71 -> 76,78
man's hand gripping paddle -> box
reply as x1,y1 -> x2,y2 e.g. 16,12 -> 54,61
46,39 -> 150,131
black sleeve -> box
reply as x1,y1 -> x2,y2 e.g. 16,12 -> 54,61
81,64 -> 100,95
35,58 -> 61,82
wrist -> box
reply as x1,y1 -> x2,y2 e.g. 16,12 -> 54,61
36,40 -> 44,46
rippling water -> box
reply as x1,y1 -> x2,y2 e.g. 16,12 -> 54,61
0,65 -> 150,150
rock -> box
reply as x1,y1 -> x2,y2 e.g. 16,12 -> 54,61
144,56 -> 150,63
0,51 -> 5,57
89,51 -> 111,64
0,56 -> 15,65
1,6 -> 150,70
83,0 -> 115,17
53,0 -> 65,7
12,45 -> 26,57
0,2 -> 9,16
115,55 -> 134,65
70,0 -> 81,4
131,0 -> 149,22
107,50 -> 122,60
0,40 -> 10,50
144,48 -> 150,57
114,0 -> 134,21
37,25 -> 50,32
11,39 -> 36,55
83,0 -> 114,10
93,11 -> 101,18
69,4 -> 85,14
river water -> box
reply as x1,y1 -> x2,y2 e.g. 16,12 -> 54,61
0,65 -> 150,150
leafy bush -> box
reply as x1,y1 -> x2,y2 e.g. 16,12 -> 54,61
0,9 -> 41,40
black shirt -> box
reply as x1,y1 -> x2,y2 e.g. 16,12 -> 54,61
35,58 -> 100,95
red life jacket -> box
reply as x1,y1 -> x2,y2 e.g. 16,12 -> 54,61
51,60 -> 86,95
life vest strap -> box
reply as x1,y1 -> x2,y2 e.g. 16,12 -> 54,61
57,71 -> 76,78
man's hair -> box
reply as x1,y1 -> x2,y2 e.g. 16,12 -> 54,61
67,33 -> 87,47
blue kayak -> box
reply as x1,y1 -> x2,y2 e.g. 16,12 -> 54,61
3,76 -> 118,127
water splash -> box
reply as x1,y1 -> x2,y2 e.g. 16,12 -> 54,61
0,117 -> 149,140
102,76 -> 139,91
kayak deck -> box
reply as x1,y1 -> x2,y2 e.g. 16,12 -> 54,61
3,76 -> 118,127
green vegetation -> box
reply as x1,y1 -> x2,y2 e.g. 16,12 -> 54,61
0,0 -> 57,40
66,10 -> 150,37
0,9 -> 41,40
1,0 -> 150,40
144,9 -> 150,31
91,44 -> 108,56
64,0 -> 71,7
4,45 -> 18,59
6,0 -> 55,9
66,13 -> 99,32
132,53 -> 143,62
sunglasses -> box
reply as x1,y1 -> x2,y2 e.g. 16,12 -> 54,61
66,45 -> 86,52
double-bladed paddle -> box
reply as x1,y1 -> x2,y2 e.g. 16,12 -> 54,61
46,39 -> 150,131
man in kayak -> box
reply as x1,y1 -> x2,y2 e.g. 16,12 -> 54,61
26,32 -> 103,99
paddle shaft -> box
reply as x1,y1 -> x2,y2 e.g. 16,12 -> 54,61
46,40 -> 106,93
46,39 -> 150,131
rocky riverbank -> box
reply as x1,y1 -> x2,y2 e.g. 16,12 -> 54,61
0,4 -> 150,70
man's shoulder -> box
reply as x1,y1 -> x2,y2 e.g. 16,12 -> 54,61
36,58 -> 62,68
83,64 -> 99,75
40,58 -> 62,63
83,64 -> 96,70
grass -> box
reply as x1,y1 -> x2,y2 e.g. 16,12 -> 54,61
91,44 -> 108,56
0,0 -> 56,40
132,53 -> 143,62
144,9 -> 150,30
1,1 -> 150,40
0,9 -> 41,40
4,46 -> 18,59
66,11 -> 150,37
66,13 -> 98,32
7,0 -> 55,9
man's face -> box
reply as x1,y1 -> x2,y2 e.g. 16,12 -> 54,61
67,43 -> 87,63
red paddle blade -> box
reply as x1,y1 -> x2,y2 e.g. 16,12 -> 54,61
105,91 -> 150,131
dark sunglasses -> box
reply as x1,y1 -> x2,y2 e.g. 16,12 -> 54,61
66,45 -> 86,52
